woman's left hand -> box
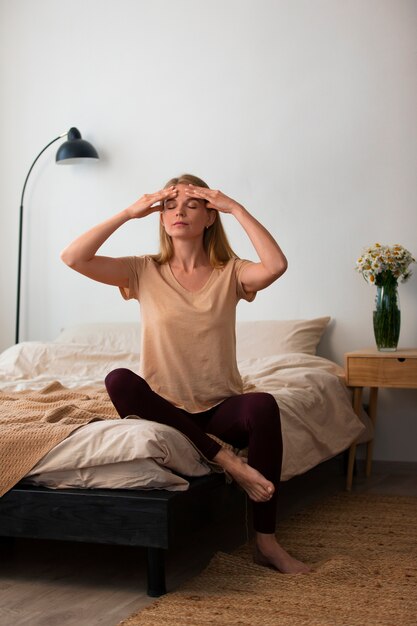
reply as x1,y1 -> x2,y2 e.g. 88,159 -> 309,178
184,185 -> 243,214
186,183 -> 288,292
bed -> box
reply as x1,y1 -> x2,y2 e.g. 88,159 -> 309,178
0,317 -> 369,595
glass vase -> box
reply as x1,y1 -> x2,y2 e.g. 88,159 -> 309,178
373,280 -> 401,351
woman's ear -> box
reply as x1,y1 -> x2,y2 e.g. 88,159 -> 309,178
207,209 -> 216,228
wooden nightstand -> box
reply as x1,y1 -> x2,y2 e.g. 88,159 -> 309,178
344,348 -> 417,490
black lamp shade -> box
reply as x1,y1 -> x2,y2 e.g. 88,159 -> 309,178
56,127 -> 99,163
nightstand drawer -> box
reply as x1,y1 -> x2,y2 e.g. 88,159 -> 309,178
346,356 -> 417,388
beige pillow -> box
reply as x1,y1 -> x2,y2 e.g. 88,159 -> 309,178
55,318 -> 330,359
23,459 -> 191,491
236,317 -> 331,360
25,419 -> 211,491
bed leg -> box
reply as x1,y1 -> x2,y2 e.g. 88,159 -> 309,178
146,547 -> 167,597
0,536 -> 16,555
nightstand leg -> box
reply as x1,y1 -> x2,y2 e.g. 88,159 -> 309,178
365,387 -> 378,478
346,387 -> 363,490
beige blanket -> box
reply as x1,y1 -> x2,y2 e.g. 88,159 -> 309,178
0,382 -> 121,496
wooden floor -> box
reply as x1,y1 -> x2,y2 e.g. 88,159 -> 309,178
1,457 -> 416,626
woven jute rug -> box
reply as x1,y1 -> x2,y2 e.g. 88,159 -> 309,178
118,493 -> 417,625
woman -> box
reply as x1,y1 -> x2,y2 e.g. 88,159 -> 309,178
61,173 -> 310,574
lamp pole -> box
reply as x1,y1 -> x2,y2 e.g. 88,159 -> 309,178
15,128 -> 98,344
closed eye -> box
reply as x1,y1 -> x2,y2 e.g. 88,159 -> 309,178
164,201 -> 176,210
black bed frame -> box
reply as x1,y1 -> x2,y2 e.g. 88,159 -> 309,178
0,473 -> 246,596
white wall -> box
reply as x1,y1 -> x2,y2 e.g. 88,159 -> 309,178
1,0 -> 416,461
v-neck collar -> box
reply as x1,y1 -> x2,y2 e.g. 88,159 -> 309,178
165,263 -> 216,295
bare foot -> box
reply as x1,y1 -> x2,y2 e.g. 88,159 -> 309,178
255,533 -> 311,574
213,449 -> 274,502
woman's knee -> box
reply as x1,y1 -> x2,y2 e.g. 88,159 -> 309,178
248,392 -> 279,413
105,368 -> 142,395
247,393 -> 281,430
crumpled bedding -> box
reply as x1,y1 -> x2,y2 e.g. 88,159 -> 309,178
0,341 -> 367,490
0,341 -> 141,390
0,379 -> 213,496
239,353 -> 368,479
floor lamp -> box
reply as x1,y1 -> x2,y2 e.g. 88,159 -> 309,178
15,127 -> 99,344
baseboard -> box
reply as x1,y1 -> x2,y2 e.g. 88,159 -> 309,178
357,460 -> 417,475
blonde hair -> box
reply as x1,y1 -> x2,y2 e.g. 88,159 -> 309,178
152,173 -> 237,268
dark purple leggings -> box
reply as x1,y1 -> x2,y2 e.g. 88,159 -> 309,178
105,368 -> 283,533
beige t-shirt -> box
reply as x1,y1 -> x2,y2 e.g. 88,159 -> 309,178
119,256 -> 256,413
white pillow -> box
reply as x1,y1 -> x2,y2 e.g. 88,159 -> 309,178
55,322 -> 140,353
236,317 -> 331,360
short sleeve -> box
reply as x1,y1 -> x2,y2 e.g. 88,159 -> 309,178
234,258 -> 257,302
118,256 -> 142,301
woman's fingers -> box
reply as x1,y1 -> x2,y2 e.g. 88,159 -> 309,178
149,186 -> 178,207
130,187 -> 177,218
150,186 -> 177,205
185,184 -> 213,200
185,185 -> 236,213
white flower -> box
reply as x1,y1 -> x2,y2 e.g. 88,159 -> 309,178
355,243 -> 415,285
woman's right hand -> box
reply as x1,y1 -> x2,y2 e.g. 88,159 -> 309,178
61,186 -> 179,288
127,186 -> 178,219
